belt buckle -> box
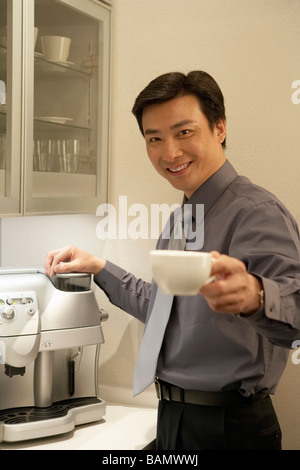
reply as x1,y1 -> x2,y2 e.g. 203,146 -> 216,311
155,378 -> 162,400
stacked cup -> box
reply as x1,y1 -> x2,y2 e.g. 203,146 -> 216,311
41,35 -> 71,62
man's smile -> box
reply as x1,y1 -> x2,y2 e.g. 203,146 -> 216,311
166,161 -> 192,175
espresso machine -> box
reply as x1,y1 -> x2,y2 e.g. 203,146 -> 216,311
0,268 -> 108,443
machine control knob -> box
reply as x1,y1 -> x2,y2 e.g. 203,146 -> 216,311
6,298 -> 13,305
26,307 -> 35,316
2,307 -> 15,320
21,297 -> 28,304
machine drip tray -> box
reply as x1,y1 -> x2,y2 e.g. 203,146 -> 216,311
0,397 -> 106,442
0,397 -> 100,423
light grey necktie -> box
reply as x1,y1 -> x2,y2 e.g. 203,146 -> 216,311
133,206 -> 188,396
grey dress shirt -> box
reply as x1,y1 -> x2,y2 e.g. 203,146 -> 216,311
94,160 -> 300,397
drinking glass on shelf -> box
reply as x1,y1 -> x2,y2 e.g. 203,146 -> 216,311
73,139 -> 80,173
47,139 -> 61,172
56,139 -> 63,172
62,139 -> 80,173
62,139 -> 71,173
45,140 -> 53,171
34,139 -> 47,172
34,139 -> 63,172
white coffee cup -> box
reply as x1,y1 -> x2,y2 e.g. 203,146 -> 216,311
41,35 -> 71,62
150,250 -> 215,296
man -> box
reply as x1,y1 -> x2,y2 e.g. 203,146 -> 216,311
44,71 -> 300,450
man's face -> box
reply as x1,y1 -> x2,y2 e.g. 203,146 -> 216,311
142,94 -> 226,198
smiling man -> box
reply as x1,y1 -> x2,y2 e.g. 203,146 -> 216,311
45,71 -> 300,450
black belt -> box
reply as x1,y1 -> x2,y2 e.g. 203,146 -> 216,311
155,378 -> 268,407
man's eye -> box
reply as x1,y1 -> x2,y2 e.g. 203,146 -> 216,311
148,137 -> 160,143
178,129 -> 191,137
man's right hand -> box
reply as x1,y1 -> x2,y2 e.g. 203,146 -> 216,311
44,245 -> 106,277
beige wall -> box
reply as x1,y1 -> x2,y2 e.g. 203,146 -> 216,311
103,0 -> 300,450
1,0 -> 299,450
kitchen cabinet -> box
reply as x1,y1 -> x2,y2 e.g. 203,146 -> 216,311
0,0 -> 110,215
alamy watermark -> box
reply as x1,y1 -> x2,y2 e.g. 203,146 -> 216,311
291,340 -> 300,365
291,80 -> 300,104
96,195 -> 204,250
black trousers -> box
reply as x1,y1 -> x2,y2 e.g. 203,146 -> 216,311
155,395 -> 282,450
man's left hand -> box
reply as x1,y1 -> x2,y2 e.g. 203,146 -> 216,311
199,251 -> 263,316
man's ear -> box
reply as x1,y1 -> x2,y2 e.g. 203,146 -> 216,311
215,119 -> 226,144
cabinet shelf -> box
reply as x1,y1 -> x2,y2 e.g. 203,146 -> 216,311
34,117 -> 91,132
34,54 -> 93,79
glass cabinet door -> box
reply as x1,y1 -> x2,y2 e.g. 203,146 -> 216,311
24,0 -> 110,214
0,0 -> 22,215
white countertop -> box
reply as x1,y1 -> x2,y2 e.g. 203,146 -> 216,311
0,404 -> 157,450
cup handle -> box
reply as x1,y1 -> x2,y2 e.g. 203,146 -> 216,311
203,275 -> 216,286
203,257 -> 217,286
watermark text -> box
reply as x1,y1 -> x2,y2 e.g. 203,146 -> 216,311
96,196 -> 204,249
291,80 -> 300,104
291,340 -> 300,364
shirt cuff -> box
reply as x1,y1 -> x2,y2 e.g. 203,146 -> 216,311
94,260 -> 127,294
243,276 -> 283,324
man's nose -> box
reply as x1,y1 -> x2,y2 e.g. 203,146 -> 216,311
162,138 -> 183,161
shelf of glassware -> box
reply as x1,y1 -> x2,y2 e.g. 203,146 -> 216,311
32,117 -> 97,198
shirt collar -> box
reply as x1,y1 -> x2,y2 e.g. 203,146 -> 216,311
182,160 -> 238,221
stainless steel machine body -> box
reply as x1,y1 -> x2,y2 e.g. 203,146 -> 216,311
0,268 -> 107,443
